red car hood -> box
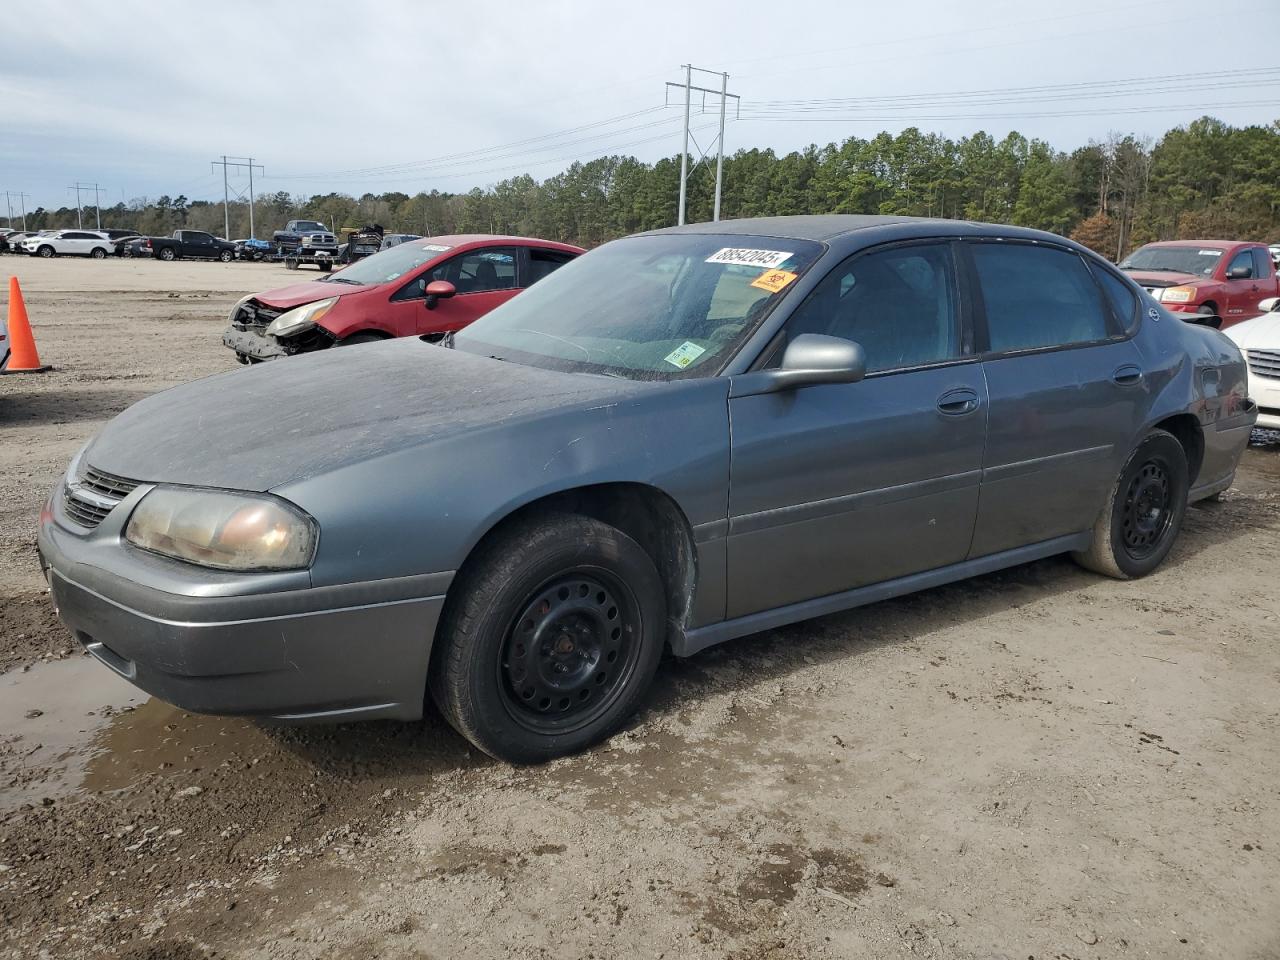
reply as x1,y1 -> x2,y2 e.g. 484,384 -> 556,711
254,279 -> 377,309
1123,269 -> 1202,287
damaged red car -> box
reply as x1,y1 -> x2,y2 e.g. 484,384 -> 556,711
222,234 -> 584,362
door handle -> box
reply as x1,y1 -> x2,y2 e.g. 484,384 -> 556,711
1113,364 -> 1144,386
937,387 -> 979,416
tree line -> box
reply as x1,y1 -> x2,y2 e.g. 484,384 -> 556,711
14,116 -> 1279,261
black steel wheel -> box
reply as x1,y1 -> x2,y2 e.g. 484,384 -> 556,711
498,571 -> 641,734
1073,428 -> 1188,579
431,512 -> 666,763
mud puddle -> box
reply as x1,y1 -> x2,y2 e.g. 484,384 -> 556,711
0,654 -> 265,811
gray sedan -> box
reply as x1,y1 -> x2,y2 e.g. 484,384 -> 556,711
38,216 -> 1257,762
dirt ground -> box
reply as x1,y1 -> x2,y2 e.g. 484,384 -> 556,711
1,255 -> 1278,960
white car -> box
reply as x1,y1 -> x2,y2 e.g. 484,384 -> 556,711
21,229 -> 112,259
1225,296 -> 1280,430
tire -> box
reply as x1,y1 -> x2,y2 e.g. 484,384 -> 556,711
219,250 -> 233,263
158,247 -> 176,261
430,513 -> 667,763
1072,429 -> 1189,579
37,245 -> 54,258
90,247 -> 107,259
318,262 -> 332,272
285,258 -> 298,270
1198,302 -> 1218,317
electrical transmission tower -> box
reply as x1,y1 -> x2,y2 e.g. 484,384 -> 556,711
665,65 -> 739,226
212,156 -> 265,239
67,182 -> 107,230
4,191 -> 32,230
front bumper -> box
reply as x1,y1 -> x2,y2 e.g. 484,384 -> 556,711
37,483 -> 452,722
1247,373 -> 1280,429
222,324 -> 287,361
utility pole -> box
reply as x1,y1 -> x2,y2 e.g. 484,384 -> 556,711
8,191 -> 31,230
68,183 -> 84,228
665,65 -> 739,226
212,156 -> 265,238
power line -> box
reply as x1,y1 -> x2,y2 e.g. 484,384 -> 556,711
67,182 -> 106,230
4,192 -> 31,230
738,97 -> 1280,124
211,156 -> 265,239
272,107 -> 669,181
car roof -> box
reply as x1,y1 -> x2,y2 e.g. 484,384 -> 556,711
1136,239 -> 1251,249
635,214 -> 1065,245
412,234 -> 584,253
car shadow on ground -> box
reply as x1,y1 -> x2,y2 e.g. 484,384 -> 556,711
0,385 -> 155,425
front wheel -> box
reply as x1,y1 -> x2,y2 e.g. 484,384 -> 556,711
1072,429 -> 1189,579
430,513 -> 666,763
219,250 -> 233,262
37,245 -> 54,258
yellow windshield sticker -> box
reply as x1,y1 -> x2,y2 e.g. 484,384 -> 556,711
750,269 -> 798,294
664,341 -> 707,369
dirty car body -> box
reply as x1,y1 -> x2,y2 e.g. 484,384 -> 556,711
40,216 -> 1256,762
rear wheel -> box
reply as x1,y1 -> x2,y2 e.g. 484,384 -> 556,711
158,247 -> 176,261
430,513 -> 666,763
1072,429 -> 1189,579
90,247 -> 107,259
318,262 -> 332,272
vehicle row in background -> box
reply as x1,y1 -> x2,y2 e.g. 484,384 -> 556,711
122,230 -> 238,261
1120,239 -> 1280,327
221,233 -> 583,363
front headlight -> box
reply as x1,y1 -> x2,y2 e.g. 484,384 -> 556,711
125,487 -> 317,571
227,294 -> 254,323
264,297 -> 338,338
1161,286 -> 1196,303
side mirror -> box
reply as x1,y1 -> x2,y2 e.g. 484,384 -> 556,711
735,334 -> 866,396
1227,265 -> 1252,280
424,280 -> 456,310
1258,296 -> 1280,313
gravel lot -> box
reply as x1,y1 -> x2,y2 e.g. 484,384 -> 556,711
1,256 -> 1278,960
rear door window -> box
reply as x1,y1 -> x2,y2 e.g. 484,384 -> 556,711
1092,266 -> 1139,334
970,243 -> 1112,352
526,248 -> 577,286
1252,248 -> 1272,278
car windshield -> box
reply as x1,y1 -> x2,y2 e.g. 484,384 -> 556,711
295,221 -> 327,232
1120,245 -> 1223,276
453,234 -> 824,380
319,240 -> 453,285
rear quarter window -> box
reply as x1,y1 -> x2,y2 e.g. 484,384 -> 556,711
1092,265 -> 1140,334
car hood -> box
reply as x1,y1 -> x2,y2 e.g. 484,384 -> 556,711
1122,269 -> 1203,287
84,338 -> 651,491
255,280 -> 378,309
1223,310 -> 1280,349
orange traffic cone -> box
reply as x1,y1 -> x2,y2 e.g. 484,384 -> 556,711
2,276 -> 52,374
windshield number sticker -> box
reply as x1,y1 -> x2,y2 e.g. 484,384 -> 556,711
706,247 -> 793,269
664,341 -> 707,369
750,269 -> 798,294
1197,249 -> 1221,256
422,244 -> 451,252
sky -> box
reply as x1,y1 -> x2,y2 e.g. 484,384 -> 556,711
2,0 -> 1279,217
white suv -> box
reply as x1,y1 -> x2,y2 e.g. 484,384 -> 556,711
22,229 -> 112,259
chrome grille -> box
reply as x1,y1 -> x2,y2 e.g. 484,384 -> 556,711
63,465 -> 139,530
81,466 -> 139,500
1246,349 -> 1280,381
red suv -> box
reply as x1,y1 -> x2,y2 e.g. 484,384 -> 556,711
1119,239 -> 1280,328
222,234 -> 584,362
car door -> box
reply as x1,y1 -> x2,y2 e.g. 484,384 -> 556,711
964,240 -> 1148,558
60,231 -> 90,255
726,241 -> 987,618
410,246 -> 523,334
1221,248 -> 1261,323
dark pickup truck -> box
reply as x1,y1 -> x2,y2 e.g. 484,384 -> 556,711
272,219 -> 339,257
140,230 -> 238,262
